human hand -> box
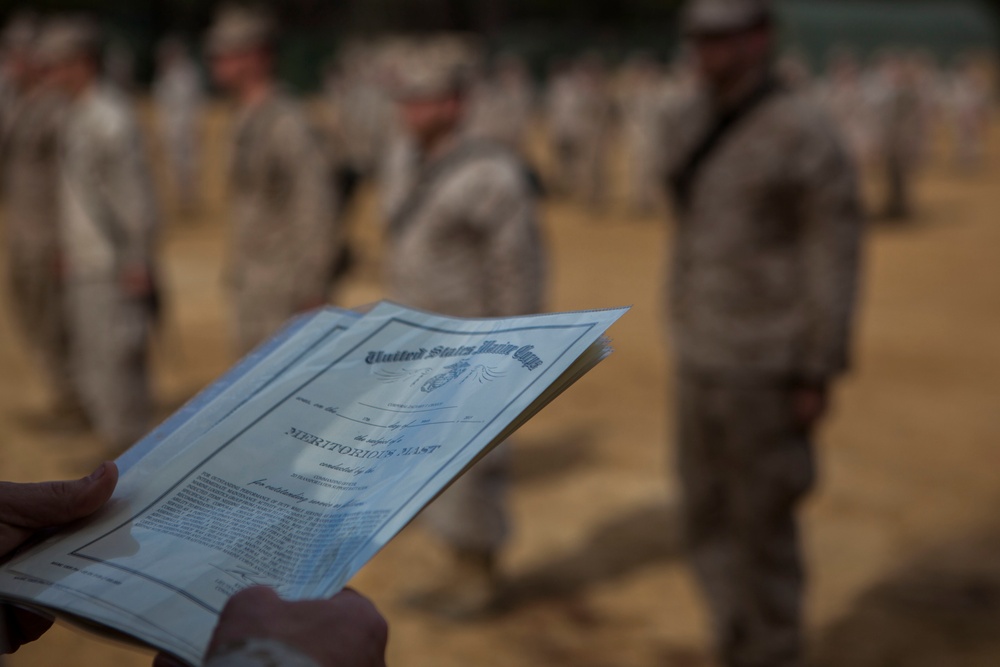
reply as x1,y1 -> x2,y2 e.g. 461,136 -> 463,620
52,252 -> 66,283
792,383 -> 830,429
0,461 -> 119,653
153,587 -> 387,667
0,461 -> 118,559
120,264 -> 153,299
193,587 -> 387,667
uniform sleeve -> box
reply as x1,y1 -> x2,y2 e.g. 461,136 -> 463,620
202,638 -> 321,667
270,110 -> 341,306
464,160 -> 547,317
796,118 -> 865,381
98,106 -> 158,270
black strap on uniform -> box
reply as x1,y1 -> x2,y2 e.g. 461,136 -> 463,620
669,77 -> 782,214
230,100 -> 283,189
387,140 -> 518,238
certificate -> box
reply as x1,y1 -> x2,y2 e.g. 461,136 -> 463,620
0,302 -> 627,665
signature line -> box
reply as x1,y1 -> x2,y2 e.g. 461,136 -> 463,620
337,413 -> 483,429
358,402 -> 457,414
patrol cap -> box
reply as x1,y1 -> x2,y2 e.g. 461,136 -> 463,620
205,5 -> 274,57
32,16 -> 102,66
386,35 -> 483,100
1,13 -> 39,53
681,0 -> 773,37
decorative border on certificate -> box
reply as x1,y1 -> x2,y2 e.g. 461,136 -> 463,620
67,314 -> 600,616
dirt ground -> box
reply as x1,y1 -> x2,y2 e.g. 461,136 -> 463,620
1,104 -> 999,667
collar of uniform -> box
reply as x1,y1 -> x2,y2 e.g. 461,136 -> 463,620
709,63 -> 773,114
418,130 -> 462,171
233,87 -> 287,136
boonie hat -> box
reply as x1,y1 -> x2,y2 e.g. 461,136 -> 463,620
386,35 -> 482,100
32,16 -> 101,66
205,5 -> 274,56
682,0 -> 773,36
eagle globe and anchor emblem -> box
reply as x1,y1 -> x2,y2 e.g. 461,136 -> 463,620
375,358 -> 505,393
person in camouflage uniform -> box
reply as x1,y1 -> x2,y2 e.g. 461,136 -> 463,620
872,53 -> 925,221
466,52 -> 534,155
545,54 -> 613,208
383,37 -> 547,619
619,53 -> 669,216
946,55 -> 992,171
324,40 -> 396,180
207,7 -> 341,356
0,15 -> 39,144
37,18 -> 159,452
664,2 -> 864,666
1,19 -> 84,422
153,36 -> 205,215
818,49 -> 876,172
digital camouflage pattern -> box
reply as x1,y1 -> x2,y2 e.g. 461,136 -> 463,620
1,89 -> 77,409
676,371 -> 814,667
226,93 -> 340,354
60,84 -> 157,449
385,139 -> 546,552
665,85 -> 864,382
665,79 -> 864,667
385,141 -> 546,321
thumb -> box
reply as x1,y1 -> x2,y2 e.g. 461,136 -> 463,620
0,462 -> 118,554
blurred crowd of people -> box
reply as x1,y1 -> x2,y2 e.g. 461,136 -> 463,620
321,34 -> 996,221
1,14 -> 159,456
0,1 -> 996,666
817,48 -> 996,218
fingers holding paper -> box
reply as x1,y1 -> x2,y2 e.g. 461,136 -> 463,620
0,462 -> 118,654
194,586 -> 388,667
0,461 -> 118,560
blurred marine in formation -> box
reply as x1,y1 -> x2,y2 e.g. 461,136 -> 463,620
618,53 -> 668,215
37,17 -> 159,452
665,1 -> 864,666
0,14 -> 36,140
818,49 -> 876,172
946,54 -> 992,171
546,54 -> 613,207
870,53 -> 925,220
0,15 -> 84,423
384,37 -> 547,618
466,52 -> 534,155
324,40 -> 396,181
153,36 -> 205,215
207,6 -> 342,355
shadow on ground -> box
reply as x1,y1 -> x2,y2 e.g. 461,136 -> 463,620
505,500 -> 684,606
511,425 -> 600,486
812,524 -> 1000,667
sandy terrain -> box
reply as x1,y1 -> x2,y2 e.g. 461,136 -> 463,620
1,105 -> 998,666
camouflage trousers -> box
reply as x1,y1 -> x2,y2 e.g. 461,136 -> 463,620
421,443 -> 509,554
162,119 -> 200,210
626,132 -> 662,214
884,148 -> 915,219
6,248 -> 79,410
675,370 -> 816,667
553,134 -> 607,207
67,280 -> 152,451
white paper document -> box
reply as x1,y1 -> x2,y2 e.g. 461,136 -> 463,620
0,302 -> 627,665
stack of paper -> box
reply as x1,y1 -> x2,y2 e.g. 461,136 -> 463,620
0,301 -> 627,665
